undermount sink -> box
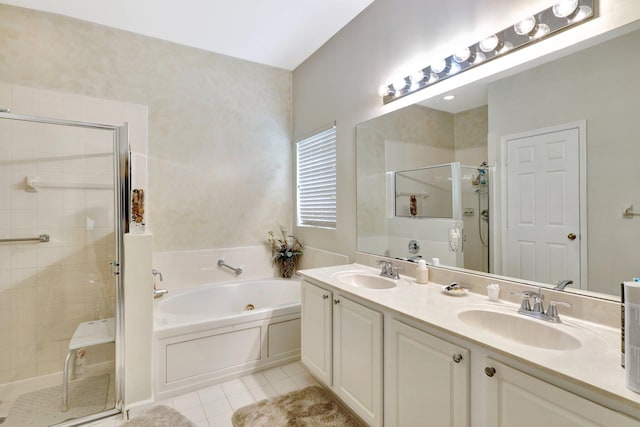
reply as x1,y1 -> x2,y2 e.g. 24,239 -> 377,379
332,272 -> 397,289
457,309 -> 581,351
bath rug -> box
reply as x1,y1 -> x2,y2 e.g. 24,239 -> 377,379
123,405 -> 197,427
232,385 -> 366,427
2,374 -> 110,426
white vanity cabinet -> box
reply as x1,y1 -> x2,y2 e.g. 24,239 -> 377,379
301,280 -> 383,427
301,280 -> 332,385
484,359 -> 639,427
387,319 -> 470,427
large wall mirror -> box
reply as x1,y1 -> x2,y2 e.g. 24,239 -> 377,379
356,23 -> 640,299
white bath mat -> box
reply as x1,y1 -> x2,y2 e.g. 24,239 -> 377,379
2,374 -> 110,426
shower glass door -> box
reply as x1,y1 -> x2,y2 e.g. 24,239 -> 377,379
0,112 -> 126,426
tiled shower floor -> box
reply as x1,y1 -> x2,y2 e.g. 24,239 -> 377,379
87,361 -> 317,427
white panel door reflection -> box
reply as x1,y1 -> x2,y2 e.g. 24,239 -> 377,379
506,127 -> 581,287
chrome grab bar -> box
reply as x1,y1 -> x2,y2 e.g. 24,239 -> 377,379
0,234 -> 50,243
217,259 -> 243,276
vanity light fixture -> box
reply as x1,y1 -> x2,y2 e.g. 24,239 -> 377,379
380,0 -> 594,104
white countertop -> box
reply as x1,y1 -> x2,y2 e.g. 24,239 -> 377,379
299,263 -> 640,412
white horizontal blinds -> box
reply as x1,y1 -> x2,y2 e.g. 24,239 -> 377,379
297,125 -> 337,228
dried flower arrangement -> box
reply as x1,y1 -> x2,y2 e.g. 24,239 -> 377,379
267,228 -> 303,278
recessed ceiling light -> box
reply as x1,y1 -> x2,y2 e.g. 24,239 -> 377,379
443,95 -> 455,101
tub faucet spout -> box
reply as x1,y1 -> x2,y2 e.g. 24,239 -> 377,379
153,289 -> 169,299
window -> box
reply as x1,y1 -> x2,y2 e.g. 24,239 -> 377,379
296,124 -> 336,228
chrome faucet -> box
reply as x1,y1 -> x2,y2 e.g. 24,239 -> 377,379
376,260 -> 403,279
153,288 -> 169,298
510,287 -> 571,323
553,279 -> 573,291
152,269 -> 168,299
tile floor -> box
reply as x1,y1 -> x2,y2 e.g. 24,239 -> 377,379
87,361 -> 318,427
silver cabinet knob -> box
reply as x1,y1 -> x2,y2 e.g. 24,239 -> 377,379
485,367 -> 496,377
334,299 -> 340,305
322,294 -> 329,300
452,353 -> 463,363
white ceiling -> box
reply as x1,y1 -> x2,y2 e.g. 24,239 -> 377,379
0,0 -> 375,70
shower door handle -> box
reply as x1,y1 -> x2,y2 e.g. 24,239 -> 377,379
567,233 -> 576,241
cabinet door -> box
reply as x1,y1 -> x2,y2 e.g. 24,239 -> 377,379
388,319 -> 469,427
334,294 -> 383,427
300,281 -> 332,386
485,359 -> 639,427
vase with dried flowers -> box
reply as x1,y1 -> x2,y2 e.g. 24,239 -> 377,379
267,228 -> 303,278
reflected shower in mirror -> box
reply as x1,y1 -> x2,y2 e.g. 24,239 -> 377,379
356,25 -> 640,298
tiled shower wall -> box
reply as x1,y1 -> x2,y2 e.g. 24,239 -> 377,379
0,83 -> 147,383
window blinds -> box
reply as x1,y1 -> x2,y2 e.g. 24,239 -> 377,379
296,125 -> 336,228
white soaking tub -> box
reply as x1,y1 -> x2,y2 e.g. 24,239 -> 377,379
153,278 -> 301,399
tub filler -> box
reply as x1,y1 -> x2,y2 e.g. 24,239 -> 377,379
154,278 -> 301,399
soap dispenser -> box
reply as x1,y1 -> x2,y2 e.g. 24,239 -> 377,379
416,259 -> 429,284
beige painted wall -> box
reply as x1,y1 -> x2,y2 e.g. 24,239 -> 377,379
0,5 -> 292,252
292,0 -> 640,263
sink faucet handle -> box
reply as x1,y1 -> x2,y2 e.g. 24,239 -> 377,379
532,287 -> 545,313
547,300 -> 572,320
391,265 -> 403,278
510,290 -> 532,312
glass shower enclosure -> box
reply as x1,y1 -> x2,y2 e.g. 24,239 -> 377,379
0,111 -> 127,426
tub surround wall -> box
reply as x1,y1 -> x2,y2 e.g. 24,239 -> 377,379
0,4 -> 293,253
297,246 -> 349,270
153,246 -> 275,291
154,246 -> 350,291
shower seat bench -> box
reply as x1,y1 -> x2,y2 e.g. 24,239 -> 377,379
61,317 -> 115,412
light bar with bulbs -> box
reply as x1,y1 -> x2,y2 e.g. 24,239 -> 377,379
380,0 -> 594,105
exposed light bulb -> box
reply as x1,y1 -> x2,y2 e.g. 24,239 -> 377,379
532,23 -> 551,39
479,35 -> 500,53
378,84 -> 392,97
409,71 -> 424,90
570,5 -> 593,22
453,47 -> 471,63
472,51 -> 486,64
514,16 -> 537,35
411,70 -> 425,83
426,72 -> 439,83
500,41 -> 514,53
552,0 -> 579,18
430,59 -> 447,74
393,78 -> 408,92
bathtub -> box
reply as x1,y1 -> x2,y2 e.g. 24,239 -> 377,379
154,278 -> 301,399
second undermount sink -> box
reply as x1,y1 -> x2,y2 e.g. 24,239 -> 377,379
332,272 -> 397,289
457,309 -> 581,351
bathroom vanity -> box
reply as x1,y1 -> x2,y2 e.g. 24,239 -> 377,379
299,263 -> 640,427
